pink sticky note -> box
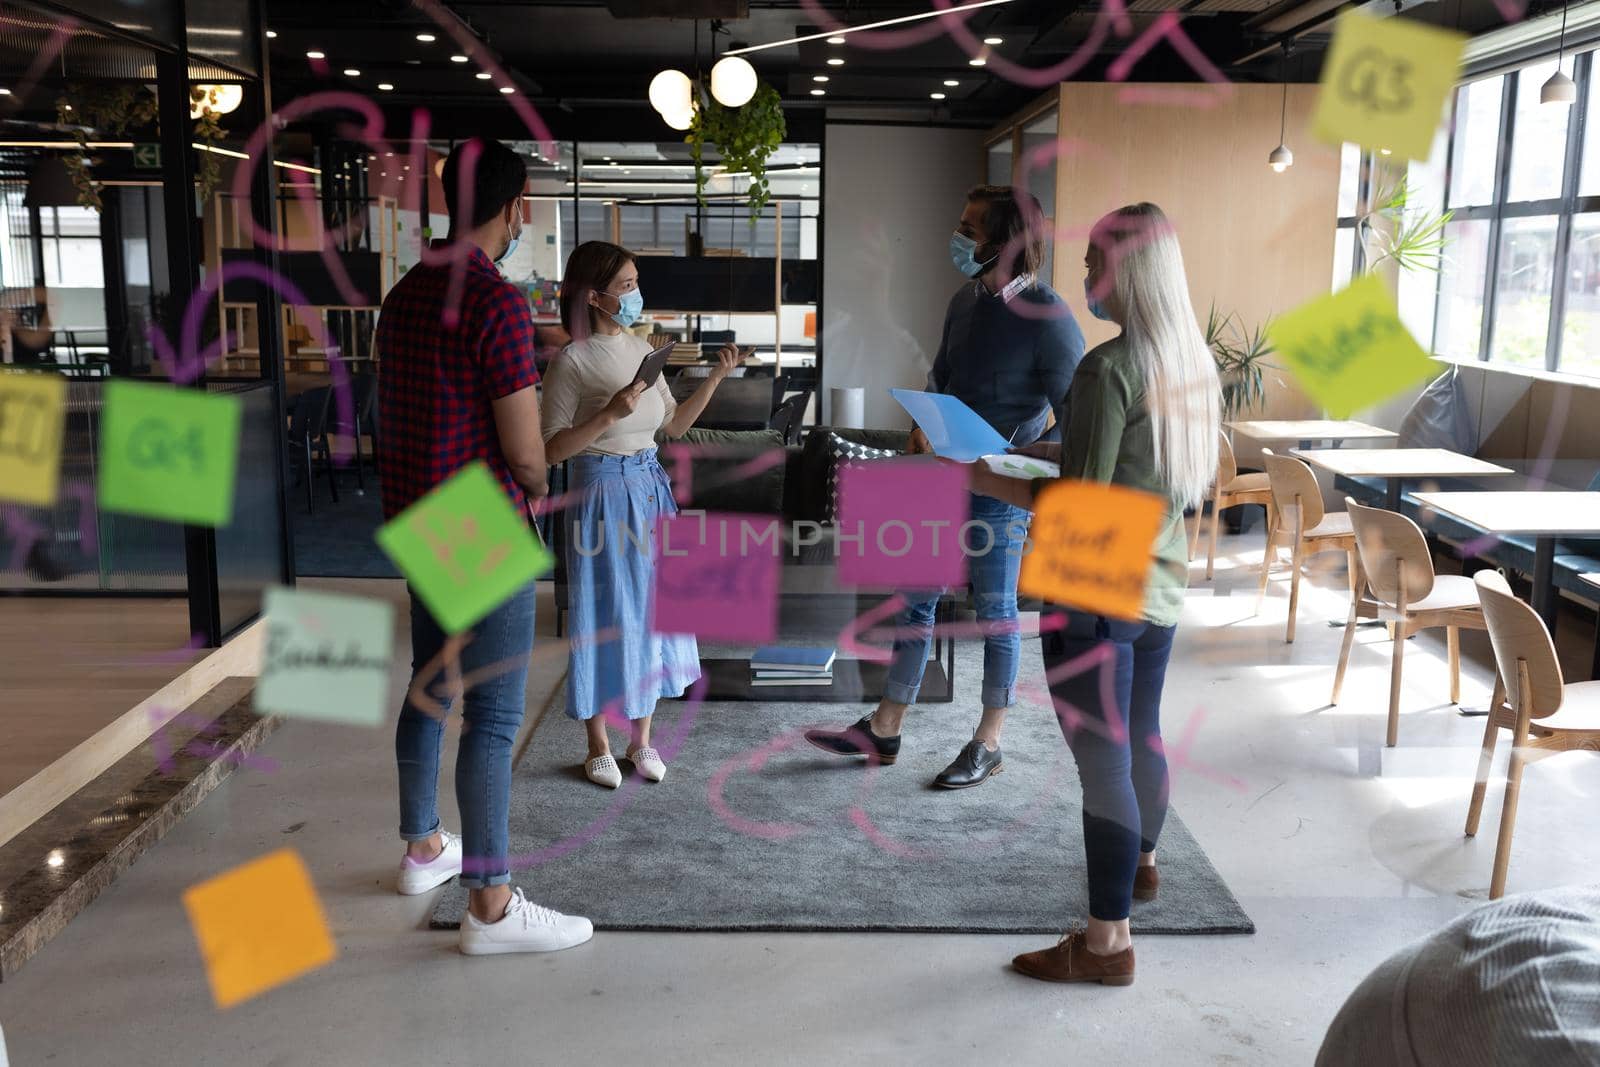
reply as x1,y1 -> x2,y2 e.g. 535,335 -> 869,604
650,511 -> 780,641
836,459 -> 969,589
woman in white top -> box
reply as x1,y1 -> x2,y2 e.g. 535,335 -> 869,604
542,241 -> 741,788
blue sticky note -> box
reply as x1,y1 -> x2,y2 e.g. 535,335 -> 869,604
889,389 -> 1012,462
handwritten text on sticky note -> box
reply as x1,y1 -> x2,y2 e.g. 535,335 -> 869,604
651,511 -> 780,642
255,586 -> 395,727
1313,11 -> 1467,162
836,458 -> 970,589
1268,275 -> 1435,419
98,380 -> 242,526
1019,481 -> 1166,621
376,462 -> 552,634
181,848 -> 337,1009
0,370 -> 66,507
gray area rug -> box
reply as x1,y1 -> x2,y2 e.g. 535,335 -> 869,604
431,641 -> 1254,935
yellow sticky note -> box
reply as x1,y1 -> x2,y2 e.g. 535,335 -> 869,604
1019,481 -> 1166,621
1313,10 -> 1467,162
1269,275 -> 1436,419
181,848 -> 337,1009
0,370 -> 67,506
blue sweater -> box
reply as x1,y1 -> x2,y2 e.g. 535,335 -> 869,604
925,278 -> 1086,447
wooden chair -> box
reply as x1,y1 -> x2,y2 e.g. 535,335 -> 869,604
1257,448 -> 1358,643
1465,569 -> 1600,898
1334,498 -> 1486,747
1189,431 -> 1276,580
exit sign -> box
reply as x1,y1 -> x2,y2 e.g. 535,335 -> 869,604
134,143 -> 161,169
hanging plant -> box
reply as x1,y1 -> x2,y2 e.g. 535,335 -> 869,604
189,86 -> 227,202
52,82 -> 229,211
687,82 -> 786,219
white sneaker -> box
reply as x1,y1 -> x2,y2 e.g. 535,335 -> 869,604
397,830 -> 462,895
585,754 -> 622,789
627,746 -> 667,782
458,888 -> 594,955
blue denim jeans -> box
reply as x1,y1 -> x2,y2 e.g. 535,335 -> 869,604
395,581 -> 535,890
883,492 -> 1030,709
1041,610 -> 1178,922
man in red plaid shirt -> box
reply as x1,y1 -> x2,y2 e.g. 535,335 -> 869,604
378,137 -> 592,956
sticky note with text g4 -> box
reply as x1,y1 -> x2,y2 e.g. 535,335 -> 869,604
375,461 -> 553,634
1019,480 -> 1166,621
181,848 -> 337,1010
0,369 -> 67,507
1268,275 -> 1435,419
255,586 -> 395,727
1313,10 -> 1467,162
98,380 -> 242,526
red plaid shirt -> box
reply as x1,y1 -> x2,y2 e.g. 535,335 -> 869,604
377,243 -> 541,520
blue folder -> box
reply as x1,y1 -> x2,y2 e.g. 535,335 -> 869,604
889,389 -> 1012,462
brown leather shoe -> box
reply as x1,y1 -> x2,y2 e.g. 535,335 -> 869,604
1012,930 -> 1135,986
1133,864 -> 1159,902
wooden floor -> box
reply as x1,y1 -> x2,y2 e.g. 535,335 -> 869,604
0,599 -> 199,797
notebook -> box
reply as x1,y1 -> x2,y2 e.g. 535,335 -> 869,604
750,646 -> 836,673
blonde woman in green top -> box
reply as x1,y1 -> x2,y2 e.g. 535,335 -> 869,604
969,203 -> 1219,986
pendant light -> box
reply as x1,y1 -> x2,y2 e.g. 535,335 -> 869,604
710,55 -> 757,107
1542,0 -> 1577,105
1268,43 -> 1294,173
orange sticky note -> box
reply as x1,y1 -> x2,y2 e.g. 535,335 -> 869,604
1019,480 -> 1167,621
181,848 -> 337,1009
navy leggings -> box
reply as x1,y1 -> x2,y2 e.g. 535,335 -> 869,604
1041,610 -> 1178,922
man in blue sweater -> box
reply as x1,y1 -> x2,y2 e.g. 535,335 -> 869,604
807,185 -> 1086,788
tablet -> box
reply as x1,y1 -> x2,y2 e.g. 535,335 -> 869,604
631,342 -> 676,388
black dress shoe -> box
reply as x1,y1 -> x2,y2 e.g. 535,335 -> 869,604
803,716 -> 900,764
933,739 -> 1003,789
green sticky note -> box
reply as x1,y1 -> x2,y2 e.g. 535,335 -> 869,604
1268,275 -> 1436,419
1313,10 -> 1467,162
375,462 -> 552,633
99,380 -> 242,526
255,586 -> 395,727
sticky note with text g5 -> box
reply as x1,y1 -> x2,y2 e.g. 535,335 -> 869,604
1019,481 -> 1166,621
98,380 -> 242,526
1313,10 -> 1467,162
1268,275 -> 1436,419
0,369 -> 67,506
181,848 -> 337,1010
375,461 -> 553,634
255,586 -> 395,727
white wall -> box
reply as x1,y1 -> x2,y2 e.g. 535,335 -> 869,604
822,123 -> 983,429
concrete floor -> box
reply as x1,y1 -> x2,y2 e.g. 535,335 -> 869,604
3,546 -> 1599,1066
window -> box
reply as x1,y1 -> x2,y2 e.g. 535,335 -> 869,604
1435,219 -> 1492,361
40,206 -> 104,289
1447,76 -> 1503,209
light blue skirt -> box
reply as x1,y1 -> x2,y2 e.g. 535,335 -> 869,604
564,449 -> 701,721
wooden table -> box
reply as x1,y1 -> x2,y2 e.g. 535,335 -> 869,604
1292,448 -> 1513,510
1227,419 -> 1398,449
1412,491 -> 1600,631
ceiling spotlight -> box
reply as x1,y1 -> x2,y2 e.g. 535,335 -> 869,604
499,85 -> 515,94
969,56 -> 987,66
1,88 -> 15,95
983,36 -> 1003,44
943,79 -> 959,86
826,57 -> 845,66
378,82 -> 394,91
827,36 -> 846,44
931,92 -> 946,100
450,54 -> 468,63
813,75 -> 830,83
810,88 -> 826,96
1379,147 -> 1392,155
603,155 -> 613,160
343,68 -> 360,76
475,72 -> 491,80
415,33 -> 436,42
265,29 -> 277,38
306,50 -> 325,59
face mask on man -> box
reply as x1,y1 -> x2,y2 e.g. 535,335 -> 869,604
604,288 -> 645,328
949,231 -> 993,279
1084,276 -> 1114,321
495,214 -> 521,264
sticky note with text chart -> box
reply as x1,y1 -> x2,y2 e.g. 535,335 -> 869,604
1268,275 -> 1435,419
1313,10 -> 1467,162
0,368 -> 67,507
181,848 -> 337,1010
254,586 -> 395,727
98,380 -> 242,526
1019,480 -> 1166,622
375,461 -> 553,634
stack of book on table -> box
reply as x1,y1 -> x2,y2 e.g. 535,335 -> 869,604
750,646 -> 836,687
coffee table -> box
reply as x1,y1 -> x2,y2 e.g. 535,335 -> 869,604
1227,419 -> 1397,450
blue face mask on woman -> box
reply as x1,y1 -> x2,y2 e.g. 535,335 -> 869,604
949,231 -> 992,279
604,288 -> 645,328
1084,276 -> 1114,321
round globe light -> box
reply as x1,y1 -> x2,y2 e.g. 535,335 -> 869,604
710,55 -> 758,108
661,103 -> 695,131
189,83 -> 243,118
648,69 -> 693,117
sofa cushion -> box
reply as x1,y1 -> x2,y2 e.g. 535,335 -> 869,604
792,426 -> 911,523
822,432 -> 898,523
657,427 -> 787,514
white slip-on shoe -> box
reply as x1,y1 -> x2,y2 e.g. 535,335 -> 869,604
585,754 -> 622,789
626,746 -> 667,782
458,888 -> 594,955
397,830 -> 463,895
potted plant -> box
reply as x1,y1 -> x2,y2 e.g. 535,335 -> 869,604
1206,304 -> 1277,533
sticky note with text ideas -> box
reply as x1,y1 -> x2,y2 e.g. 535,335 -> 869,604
255,586 -> 395,727
836,458 -> 970,589
650,511 -> 780,642
375,461 -> 553,634
1268,275 -> 1435,419
0,369 -> 67,506
1312,10 -> 1467,162
98,380 -> 242,526
1019,480 -> 1166,621
181,848 -> 337,1010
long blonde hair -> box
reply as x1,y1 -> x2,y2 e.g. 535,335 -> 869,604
1095,203 -> 1219,509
